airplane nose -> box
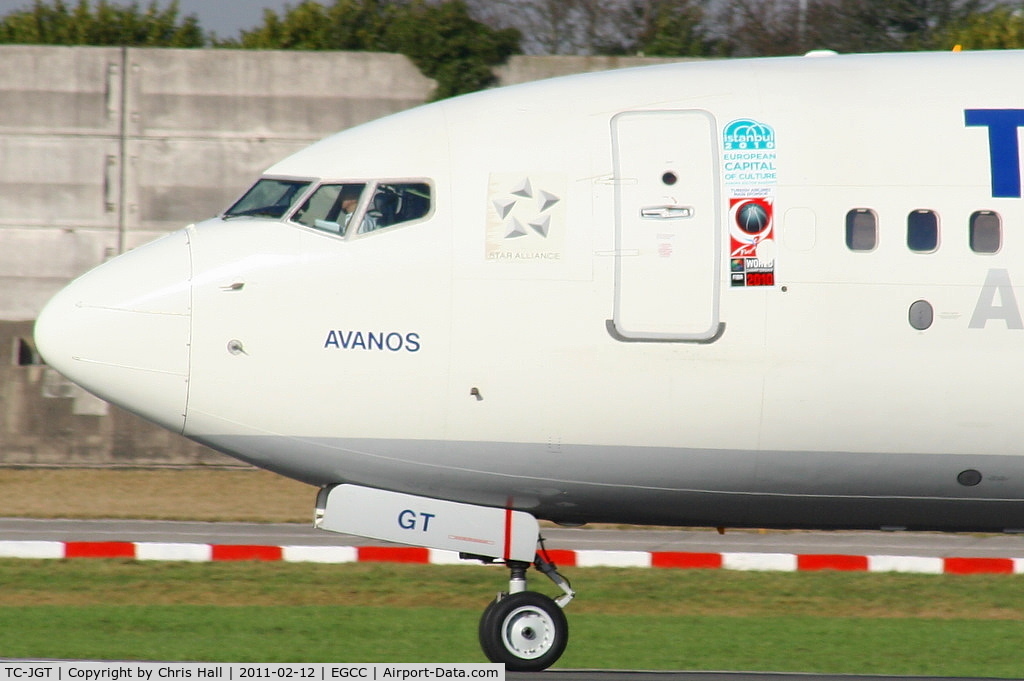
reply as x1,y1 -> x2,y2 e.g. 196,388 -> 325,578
34,230 -> 192,433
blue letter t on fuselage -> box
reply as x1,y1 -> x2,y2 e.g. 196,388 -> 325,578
965,108 -> 1024,198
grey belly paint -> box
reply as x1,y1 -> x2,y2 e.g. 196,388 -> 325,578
192,433 -> 1024,532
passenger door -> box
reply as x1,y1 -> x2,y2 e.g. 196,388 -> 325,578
611,110 -> 721,341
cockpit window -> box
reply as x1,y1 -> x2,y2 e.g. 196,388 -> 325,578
224,178 -> 311,219
291,183 -> 367,234
290,180 -> 433,237
357,182 -> 432,234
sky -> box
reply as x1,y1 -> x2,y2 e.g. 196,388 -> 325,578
0,0 -> 297,39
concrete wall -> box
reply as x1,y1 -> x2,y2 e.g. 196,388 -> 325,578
2,322 -> 234,466
0,46 -> 680,467
0,46 -> 435,322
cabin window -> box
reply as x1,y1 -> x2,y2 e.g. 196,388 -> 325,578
357,182 -> 433,235
291,183 -> 367,234
224,178 -> 312,219
970,211 -> 1001,254
845,209 -> 877,251
907,210 -> 939,253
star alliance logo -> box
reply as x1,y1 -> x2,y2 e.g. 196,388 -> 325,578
486,173 -> 566,262
491,177 -> 561,239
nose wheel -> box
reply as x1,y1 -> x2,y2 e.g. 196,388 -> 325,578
477,551 -> 574,671
479,591 -> 567,671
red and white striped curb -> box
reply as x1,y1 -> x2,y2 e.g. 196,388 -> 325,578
1,540 -> 1023,575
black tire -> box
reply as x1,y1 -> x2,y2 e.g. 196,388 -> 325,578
478,591 -> 568,672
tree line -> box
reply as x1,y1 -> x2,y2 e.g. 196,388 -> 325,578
1,0 -> 1023,97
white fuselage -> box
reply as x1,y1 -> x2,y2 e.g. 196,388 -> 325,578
35,50 -> 1024,531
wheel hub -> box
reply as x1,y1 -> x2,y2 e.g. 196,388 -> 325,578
503,606 -> 554,659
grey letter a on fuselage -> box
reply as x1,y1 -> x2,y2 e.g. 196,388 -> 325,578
969,268 -> 1024,329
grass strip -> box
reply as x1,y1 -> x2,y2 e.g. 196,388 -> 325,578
1,606 -> 1023,677
2,560 -> 1024,619
1,560 -> 1024,675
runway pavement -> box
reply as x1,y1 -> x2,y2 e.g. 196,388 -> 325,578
0,668 -> 1007,681
2,517 -> 1024,558
0,667 -> 1007,681
510,673 -> 1010,681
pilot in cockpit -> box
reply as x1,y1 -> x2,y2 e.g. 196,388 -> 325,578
340,187 -> 363,228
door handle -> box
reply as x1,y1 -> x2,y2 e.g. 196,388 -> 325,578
640,206 -> 693,219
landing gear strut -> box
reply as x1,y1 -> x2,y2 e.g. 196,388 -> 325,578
314,485 -> 567,669
477,549 -> 575,671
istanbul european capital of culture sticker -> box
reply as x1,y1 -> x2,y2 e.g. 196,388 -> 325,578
722,118 -> 777,287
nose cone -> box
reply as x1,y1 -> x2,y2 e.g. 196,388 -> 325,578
34,230 -> 192,433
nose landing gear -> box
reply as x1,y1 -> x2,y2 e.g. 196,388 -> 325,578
477,550 -> 575,671
314,485 -> 572,669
